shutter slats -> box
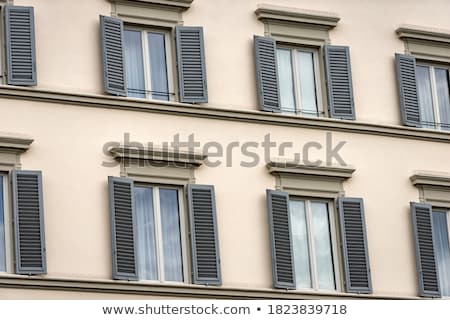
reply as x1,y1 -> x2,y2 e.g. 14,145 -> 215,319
410,202 -> 441,297
4,6 -> 36,85
100,16 -> 127,96
395,54 -> 421,127
176,27 -> 208,103
12,170 -> 46,274
254,36 -> 281,112
188,185 -> 221,285
266,190 -> 296,289
324,45 -> 355,119
338,197 -> 372,293
108,177 -> 138,280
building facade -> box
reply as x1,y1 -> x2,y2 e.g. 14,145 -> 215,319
0,0 -> 450,299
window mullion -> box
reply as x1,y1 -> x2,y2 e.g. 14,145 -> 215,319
305,200 -> 318,290
153,186 -> 164,281
291,49 -> 302,114
429,66 -> 441,129
328,201 -> 340,291
141,31 -> 152,100
312,51 -> 323,117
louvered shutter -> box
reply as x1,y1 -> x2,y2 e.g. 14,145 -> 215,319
254,36 -> 281,112
108,176 -> 138,280
338,197 -> 372,293
187,184 -> 221,285
395,54 -> 421,127
266,189 -> 295,289
12,170 -> 46,274
100,16 -> 127,96
324,45 -> 355,120
410,202 -> 441,297
4,6 -> 36,85
175,26 -> 208,103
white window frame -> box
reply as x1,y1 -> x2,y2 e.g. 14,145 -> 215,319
416,62 -> 450,130
276,45 -> 324,117
0,172 -> 12,274
124,26 -> 175,102
134,183 -> 190,283
289,197 -> 342,292
432,207 -> 450,297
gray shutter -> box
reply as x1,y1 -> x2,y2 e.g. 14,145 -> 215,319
4,6 -> 36,85
175,26 -> 208,103
254,36 -> 281,112
187,184 -> 221,285
12,170 -> 46,274
410,202 -> 441,297
108,176 -> 138,280
338,197 -> 372,293
324,45 -> 355,120
395,54 -> 421,127
100,16 -> 127,96
266,189 -> 295,289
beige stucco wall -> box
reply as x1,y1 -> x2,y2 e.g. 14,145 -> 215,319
0,0 -> 449,298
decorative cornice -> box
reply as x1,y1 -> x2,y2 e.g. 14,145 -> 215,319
255,4 -> 340,29
267,160 -> 355,179
396,25 -> 450,44
0,275 -> 413,299
1,86 -> 450,143
410,171 -> 450,188
109,0 -> 193,11
110,145 -> 206,167
0,132 -> 33,154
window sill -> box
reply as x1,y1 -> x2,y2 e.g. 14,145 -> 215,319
0,274 -> 419,299
1,85 -> 450,144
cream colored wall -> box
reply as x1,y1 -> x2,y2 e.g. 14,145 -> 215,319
1,0 -> 449,298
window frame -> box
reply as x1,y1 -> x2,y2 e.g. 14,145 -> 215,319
0,172 -> 12,274
288,196 -> 342,292
415,61 -> 450,130
276,44 -> 324,117
133,182 -> 190,283
431,206 -> 450,297
123,25 -> 176,102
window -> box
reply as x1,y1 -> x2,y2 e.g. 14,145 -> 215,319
133,184 -> 187,282
124,27 -> 174,101
432,209 -> 450,296
416,64 -> 450,130
0,174 -> 6,272
289,198 -> 338,291
276,46 -> 323,116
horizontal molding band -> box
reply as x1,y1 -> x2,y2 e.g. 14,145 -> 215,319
0,275 -> 414,299
1,85 -> 450,143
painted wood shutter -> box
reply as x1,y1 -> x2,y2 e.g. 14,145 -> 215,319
175,26 -> 208,103
12,170 -> 46,274
395,54 -> 421,127
4,6 -> 37,85
100,16 -> 127,96
266,189 -> 295,289
108,176 -> 138,280
410,202 -> 441,297
324,45 -> 355,120
338,197 -> 372,293
254,36 -> 281,112
187,184 -> 221,285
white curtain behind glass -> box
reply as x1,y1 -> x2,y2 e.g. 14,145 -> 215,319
124,30 -> 146,98
435,69 -> 450,130
147,33 -> 169,101
432,211 -> 450,297
134,186 -> 158,280
416,66 -> 435,128
276,49 -> 296,112
0,176 -> 6,272
297,51 -> 318,115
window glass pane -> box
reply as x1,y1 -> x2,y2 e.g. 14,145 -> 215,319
311,202 -> 335,290
432,211 -> 450,297
148,32 -> 169,101
159,188 -> 183,282
134,186 -> 158,280
277,48 -> 296,112
0,176 -> 5,272
434,68 -> 450,131
416,65 -> 435,128
124,30 -> 146,98
289,200 -> 312,288
297,51 -> 318,116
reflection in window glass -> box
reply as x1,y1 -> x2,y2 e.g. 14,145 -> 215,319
297,51 -> 318,115
124,30 -> 146,98
416,65 -> 435,128
435,68 -> 450,130
432,210 -> 450,297
148,33 -> 169,101
277,48 -> 296,112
